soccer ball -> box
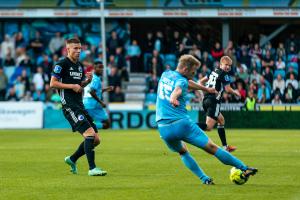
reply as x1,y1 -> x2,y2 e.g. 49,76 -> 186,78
229,167 -> 248,185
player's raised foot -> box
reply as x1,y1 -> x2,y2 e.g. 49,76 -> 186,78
224,145 -> 237,152
88,167 -> 107,176
203,178 -> 215,185
64,156 -> 78,174
243,167 -> 258,178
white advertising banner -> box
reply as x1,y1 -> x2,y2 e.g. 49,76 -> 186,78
0,102 -> 43,129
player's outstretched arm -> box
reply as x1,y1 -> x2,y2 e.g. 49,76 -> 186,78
90,89 -> 106,108
170,86 -> 182,107
50,76 -> 82,93
225,84 -> 241,97
188,80 -> 217,94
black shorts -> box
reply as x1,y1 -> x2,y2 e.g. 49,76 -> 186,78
62,106 -> 97,134
203,97 -> 221,121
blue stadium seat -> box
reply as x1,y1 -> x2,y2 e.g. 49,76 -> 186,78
274,69 -> 286,79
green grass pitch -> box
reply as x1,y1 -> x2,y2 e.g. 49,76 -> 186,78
0,129 -> 300,200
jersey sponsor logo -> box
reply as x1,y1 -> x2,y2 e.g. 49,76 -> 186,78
78,115 -> 84,121
224,75 -> 230,82
70,72 -> 83,79
54,65 -> 62,73
70,67 -> 74,70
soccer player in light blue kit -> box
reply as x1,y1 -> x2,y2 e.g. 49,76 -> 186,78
156,55 -> 258,185
83,61 -> 113,129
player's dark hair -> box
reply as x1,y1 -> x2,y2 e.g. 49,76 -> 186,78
66,38 -> 81,45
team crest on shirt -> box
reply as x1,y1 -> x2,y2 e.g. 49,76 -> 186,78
224,75 -> 230,82
78,115 -> 84,121
54,65 -> 62,73
78,66 -> 82,73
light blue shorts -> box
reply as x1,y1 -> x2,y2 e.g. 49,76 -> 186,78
86,108 -> 109,122
157,118 -> 209,152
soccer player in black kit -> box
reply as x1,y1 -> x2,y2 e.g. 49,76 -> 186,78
198,56 -> 241,152
50,38 -> 107,176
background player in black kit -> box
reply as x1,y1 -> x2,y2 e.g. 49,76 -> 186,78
197,56 -> 241,152
50,38 -> 107,176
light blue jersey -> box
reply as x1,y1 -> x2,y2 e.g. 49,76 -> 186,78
156,70 -> 190,124
83,73 -> 103,109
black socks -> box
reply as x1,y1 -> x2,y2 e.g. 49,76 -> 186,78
70,142 -> 85,163
84,136 -> 96,170
217,125 -> 227,146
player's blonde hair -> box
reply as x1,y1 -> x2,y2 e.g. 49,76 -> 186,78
177,54 -> 201,70
220,56 -> 232,65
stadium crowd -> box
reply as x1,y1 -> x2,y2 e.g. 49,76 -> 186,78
0,22 -> 300,106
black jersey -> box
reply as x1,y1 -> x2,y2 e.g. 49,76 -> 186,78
52,57 -> 86,109
204,68 -> 231,101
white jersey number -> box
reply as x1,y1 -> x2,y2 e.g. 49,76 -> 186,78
158,82 -> 172,100
206,71 -> 219,88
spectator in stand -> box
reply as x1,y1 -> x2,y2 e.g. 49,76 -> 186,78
272,93 -> 282,104
224,40 -> 235,55
32,66 -> 45,91
262,50 -> 275,72
19,54 -> 35,73
6,87 -> 19,101
211,41 -> 223,61
273,74 -> 285,95
110,86 -> 125,102
285,33 -> 298,52
176,43 -> 189,59
146,72 -> 158,92
275,57 -> 286,70
262,42 -> 275,58
154,31 -> 165,53
263,66 -> 273,86
108,66 -> 121,87
3,51 -> 15,67
201,51 -> 213,70
284,83 -> 297,103
115,47 -> 129,81
249,43 -> 262,60
195,33 -> 207,52
236,63 -> 249,83
147,50 -> 163,74
249,79 -> 259,95
1,34 -> 15,60
286,73 -> 299,90
127,40 -> 141,72
257,82 -> 271,103
170,31 -> 181,53
239,49 -> 251,69
182,32 -> 193,50
189,44 -> 201,61
20,69 -> 30,93
145,32 -> 154,53
276,42 -> 286,60
15,32 -> 26,48
38,53 -> 53,81
244,33 -> 256,48
237,82 -> 246,102
14,76 -> 25,100
29,31 -> 45,58
49,32 -> 65,56
32,88 -> 46,101
0,67 -> 8,101
107,31 -> 121,55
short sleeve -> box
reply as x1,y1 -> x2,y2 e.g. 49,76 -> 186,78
223,74 -> 231,86
89,77 -> 100,91
175,79 -> 188,90
51,64 -> 63,79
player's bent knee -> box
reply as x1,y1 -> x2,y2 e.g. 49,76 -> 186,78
204,141 -> 219,155
83,127 -> 96,138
